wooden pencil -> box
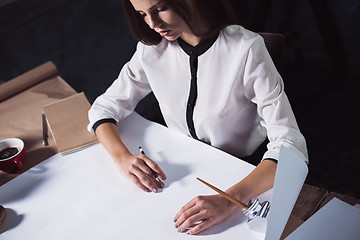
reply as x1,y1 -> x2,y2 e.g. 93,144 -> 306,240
197,177 -> 249,210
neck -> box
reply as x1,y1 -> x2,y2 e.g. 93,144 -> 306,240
180,32 -> 202,47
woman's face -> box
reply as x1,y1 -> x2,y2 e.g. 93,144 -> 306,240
130,0 -> 198,44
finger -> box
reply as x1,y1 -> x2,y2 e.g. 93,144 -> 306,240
187,218 -> 214,235
139,154 -> 167,181
130,164 -> 159,193
155,177 -> 165,189
174,198 -> 197,222
133,156 -> 154,176
134,156 -> 165,189
178,210 -> 207,233
175,203 -> 203,231
178,221 -> 204,233
128,173 -> 151,193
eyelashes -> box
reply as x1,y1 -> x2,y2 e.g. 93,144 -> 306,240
138,12 -> 146,18
157,5 -> 168,12
137,4 -> 168,18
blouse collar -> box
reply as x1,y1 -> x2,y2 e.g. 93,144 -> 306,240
177,34 -> 219,57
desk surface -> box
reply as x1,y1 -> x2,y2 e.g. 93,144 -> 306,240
1,65 -> 358,239
0,112 -> 272,239
0,76 -> 76,185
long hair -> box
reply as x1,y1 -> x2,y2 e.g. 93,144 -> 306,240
122,0 -> 236,45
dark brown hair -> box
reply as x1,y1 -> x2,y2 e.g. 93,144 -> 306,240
122,0 -> 236,45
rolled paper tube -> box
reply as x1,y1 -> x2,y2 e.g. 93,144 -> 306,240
0,61 -> 58,102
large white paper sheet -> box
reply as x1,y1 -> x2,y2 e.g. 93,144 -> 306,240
0,113 -> 270,240
265,146 -> 308,240
286,198 -> 360,240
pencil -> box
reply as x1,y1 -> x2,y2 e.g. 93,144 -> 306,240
139,146 -> 158,179
197,177 -> 249,210
42,113 -> 48,146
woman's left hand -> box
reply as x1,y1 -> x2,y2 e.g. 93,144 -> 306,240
174,194 -> 238,235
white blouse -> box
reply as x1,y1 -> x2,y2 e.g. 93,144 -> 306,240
88,25 -> 308,163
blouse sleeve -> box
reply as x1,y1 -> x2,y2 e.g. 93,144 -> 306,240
243,36 -> 308,163
87,42 -> 152,132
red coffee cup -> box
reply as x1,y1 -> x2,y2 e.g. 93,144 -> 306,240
0,138 -> 26,173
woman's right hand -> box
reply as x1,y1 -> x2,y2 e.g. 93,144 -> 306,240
115,153 -> 167,193
95,122 -> 166,193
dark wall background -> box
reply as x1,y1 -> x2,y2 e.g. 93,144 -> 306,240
1,0 -> 360,99
0,0 -> 137,101
1,0 -> 359,198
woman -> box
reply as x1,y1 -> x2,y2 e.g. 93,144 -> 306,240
88,0 -> 308,235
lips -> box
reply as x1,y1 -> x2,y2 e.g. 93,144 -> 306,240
159,30 -> 170,37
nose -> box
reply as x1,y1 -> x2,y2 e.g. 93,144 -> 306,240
147,14 -> 161,29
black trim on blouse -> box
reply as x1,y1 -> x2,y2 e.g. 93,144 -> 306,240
92,118 -> 117,132
263,158 -> 278,164
178,35 -> 218,140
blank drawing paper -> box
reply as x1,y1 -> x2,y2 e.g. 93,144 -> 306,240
286,198 -> 360,240
0,112 -> 309,240
265,146 -> 308,240
0,113 -> 266,240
